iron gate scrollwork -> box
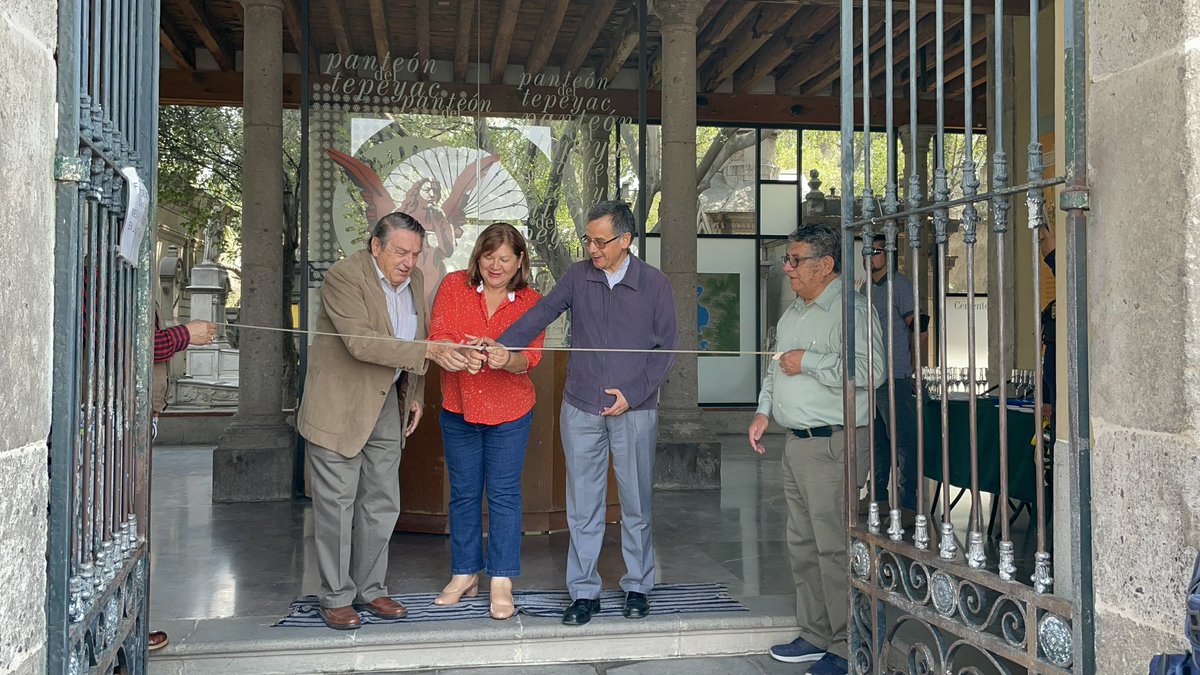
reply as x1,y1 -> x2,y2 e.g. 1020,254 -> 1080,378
838,0 -> 1093,671
49,0 -> 159,672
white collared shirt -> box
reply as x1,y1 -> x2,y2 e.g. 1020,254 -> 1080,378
476,282 -> 516,303
605,253 -> 632,289
373,259 -> 418,382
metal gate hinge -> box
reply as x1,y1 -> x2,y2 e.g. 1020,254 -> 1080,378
1059,188 -> 1090,212
55,156 -> 88,182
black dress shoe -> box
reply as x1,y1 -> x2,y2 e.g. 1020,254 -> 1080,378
562,598 -> 601,625
623,591 -> 650,619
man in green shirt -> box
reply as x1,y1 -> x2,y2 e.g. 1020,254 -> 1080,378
749,223 -> 885,674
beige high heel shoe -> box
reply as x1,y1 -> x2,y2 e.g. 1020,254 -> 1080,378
489,577 -> 515,620
434,574 -> 479,606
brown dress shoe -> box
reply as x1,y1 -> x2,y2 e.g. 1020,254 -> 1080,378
147,631 -> 169,651
354,596 -> 408,620
318,605 -> 362,630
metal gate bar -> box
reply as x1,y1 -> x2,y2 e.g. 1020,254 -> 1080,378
49,0 -> 159,672
838,0 -> 1092,670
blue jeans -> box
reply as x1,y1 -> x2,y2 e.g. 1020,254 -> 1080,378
439,409 -> 533,577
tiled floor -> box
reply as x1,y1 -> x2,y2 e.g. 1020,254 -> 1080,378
148,433 -> 794,624
147,430 -> 1042,624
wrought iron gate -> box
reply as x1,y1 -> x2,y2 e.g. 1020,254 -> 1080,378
838,0 -> 1092,671
49,0 -> 159,672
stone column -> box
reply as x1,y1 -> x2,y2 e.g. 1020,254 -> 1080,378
213,0 -> 295,502
652,0 -> 720,490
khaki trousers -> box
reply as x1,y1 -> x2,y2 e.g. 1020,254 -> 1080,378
781,426 -> 868,660
308,385 -> 404,608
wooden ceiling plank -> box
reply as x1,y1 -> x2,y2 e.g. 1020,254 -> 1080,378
160,12 -> 196,72
733,7 -> 838,93
454,0 -> 475,82
526,0 -> 571,78
798,11 -> 912,96
176,0 -> 235,71
279,0 -> 318,74
561,0 -> 619,76
597,8 -> 641,83
774,8 -> 865,94
367,0 -> 390,66
695,0 -> 729,32
489,0 -> 522,84
416,0 -> 431,76
695,1 -> 758,66
325,0 -> 352,59
941,33 -> 989,85
160,70 -> 985,128
866,12 -> 945,83
699,3 -> 806,92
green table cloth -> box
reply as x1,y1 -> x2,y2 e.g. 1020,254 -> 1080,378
918,396 -> 1042,505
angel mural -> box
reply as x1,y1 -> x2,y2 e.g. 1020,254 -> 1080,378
326,144 -> 529,302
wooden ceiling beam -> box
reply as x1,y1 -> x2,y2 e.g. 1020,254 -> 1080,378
862,12 -> 962,93
695,1 -> 758,67
915,23 -> 979,91
325,0 -> 352,60
798,12 -> 912,96
279,0 -> 318,74
490,0 -> 522,84
773,9 -> 861,93
597,8 -> 641,83
526,0 -> 571,78
367,0 -> 390,67
160,69 -> 983,128
160,12 -> 196,72
733,7 -> 837,93
453,0 -> 475,82
176,0 -> 235,71
945,53 -> 989,98
561,0 -> 619,76
416,0 -> 431,78
941,33 -> 989,85
699,4 -> 806,92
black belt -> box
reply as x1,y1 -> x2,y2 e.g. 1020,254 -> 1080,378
790,425 -> 842,439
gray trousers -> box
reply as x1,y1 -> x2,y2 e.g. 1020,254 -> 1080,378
308,385 -> 404,608
782,426 -> 869,660
560,402 -> 658,599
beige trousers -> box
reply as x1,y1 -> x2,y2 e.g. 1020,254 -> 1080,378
781,426 -> 869,660
308,385 -> 404,608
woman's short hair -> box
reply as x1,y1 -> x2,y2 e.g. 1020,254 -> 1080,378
466,222 -> 531,292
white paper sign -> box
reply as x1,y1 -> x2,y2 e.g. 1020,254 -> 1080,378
118,166 -> 150,266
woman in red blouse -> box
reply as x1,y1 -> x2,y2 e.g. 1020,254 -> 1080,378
427,223 -> 545,620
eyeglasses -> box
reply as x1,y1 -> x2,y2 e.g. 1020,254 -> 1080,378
781,254 -> 822,268
869,248 -> 885,255
580,234 -> 622,249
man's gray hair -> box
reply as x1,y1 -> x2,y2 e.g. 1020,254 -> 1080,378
371,211 -> 426,246
586,200 -> 637,238
789,223 -> 842,273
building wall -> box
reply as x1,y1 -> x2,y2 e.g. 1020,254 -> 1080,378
0,1 -> 57,674
1088,1 -> 1200,670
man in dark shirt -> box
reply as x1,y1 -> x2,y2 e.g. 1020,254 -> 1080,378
860,234 -> 921,512
497,200 -> 678,626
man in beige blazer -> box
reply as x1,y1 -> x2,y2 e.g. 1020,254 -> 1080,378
297,211 -> 472,630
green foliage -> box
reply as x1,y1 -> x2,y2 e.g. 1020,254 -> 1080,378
157,105 -> 303,253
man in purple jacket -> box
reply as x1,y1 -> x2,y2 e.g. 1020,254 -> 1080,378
496,200 -> 678,626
